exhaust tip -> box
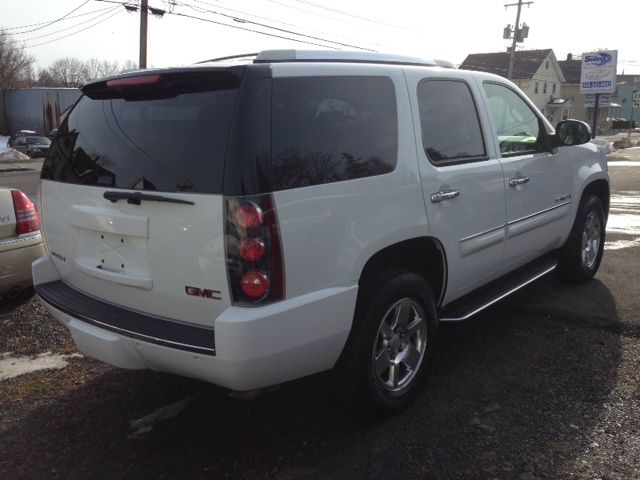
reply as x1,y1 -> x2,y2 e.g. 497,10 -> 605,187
228,384 -> 282,401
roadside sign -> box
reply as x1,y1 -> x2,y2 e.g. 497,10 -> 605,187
584,94 -> 611,107
580,50 -> 618,94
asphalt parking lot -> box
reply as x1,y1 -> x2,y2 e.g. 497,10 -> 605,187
0,147 -> 639,480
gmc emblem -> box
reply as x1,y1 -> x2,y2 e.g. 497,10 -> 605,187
185,286 -> 222,300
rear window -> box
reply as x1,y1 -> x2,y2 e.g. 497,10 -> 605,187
267,76 -> 397,190
41,70 -> 241,194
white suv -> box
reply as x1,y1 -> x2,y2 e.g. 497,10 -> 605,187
33,50 -> 609,412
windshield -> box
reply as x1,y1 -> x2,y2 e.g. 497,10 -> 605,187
27,137 -> 51,145
41,70 -> 242,194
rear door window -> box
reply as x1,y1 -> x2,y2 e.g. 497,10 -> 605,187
42,70 -> 241,194
268,76 -> 397,190
417,79 -> 487,165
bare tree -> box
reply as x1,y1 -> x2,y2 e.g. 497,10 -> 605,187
35,67 -> 62,87
85,58 -> 121,81
48,57 -> 89,87
0,30 -> 34,89
120,59 -> 139,73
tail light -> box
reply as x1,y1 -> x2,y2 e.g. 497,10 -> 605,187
11,190 -> 39,235
225,194 -> 284,305
106,75 -> 162,89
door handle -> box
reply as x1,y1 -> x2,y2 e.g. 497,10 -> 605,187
508,175 -> 530,187
430,189 -> 460,203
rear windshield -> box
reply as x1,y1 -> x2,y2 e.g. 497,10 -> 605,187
42,70 -> 241,194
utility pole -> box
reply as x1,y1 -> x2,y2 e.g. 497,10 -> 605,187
139,0 -> 148,69
96,0 -> 163,69
504,0 -> 533,79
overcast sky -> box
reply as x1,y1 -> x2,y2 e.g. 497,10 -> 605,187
3,0 -> 640,75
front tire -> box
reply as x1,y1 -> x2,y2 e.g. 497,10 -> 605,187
337,270 -> 438,413
557,194 -> 606,282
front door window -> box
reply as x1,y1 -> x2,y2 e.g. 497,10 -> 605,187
483,82 -> 544,157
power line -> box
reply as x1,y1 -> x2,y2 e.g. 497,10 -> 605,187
167,10 -> 341,50
188,0 -> 383,48
176,0 -> 374,51
23,7 -> 125,49
3,6 -> 115,32
294,0 -> 410,31
267,0 -> 377,30
20,6 -> 123,43
10,0 -> 93,35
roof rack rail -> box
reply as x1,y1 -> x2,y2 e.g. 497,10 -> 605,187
196,53 -> 258,64
253,50 -> 455,68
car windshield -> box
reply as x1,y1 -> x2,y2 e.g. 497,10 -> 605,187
26,137 -> 51,145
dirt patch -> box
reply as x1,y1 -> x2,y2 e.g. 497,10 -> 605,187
0,295 -> 76,356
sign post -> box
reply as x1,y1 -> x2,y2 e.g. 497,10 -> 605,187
580,50 -> 618,138
630,90 -> 639,140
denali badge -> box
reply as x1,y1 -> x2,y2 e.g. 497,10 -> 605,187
555,194 -> 572,204
51,251 -> 67,262
185,286 -> 222,300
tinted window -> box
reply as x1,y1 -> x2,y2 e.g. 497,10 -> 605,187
417,80 -> 486,164
42,71 -> 241,194
27,137 -> 50,145
269,76 -> 397,190
483,82 -> 543,156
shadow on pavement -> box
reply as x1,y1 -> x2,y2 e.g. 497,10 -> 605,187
0,276 -> 621,479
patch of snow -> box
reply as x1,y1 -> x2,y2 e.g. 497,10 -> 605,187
0,136 -> 9,155
592,139 -> 615,154
0,352 -> 83,381
129,395 -> 197,437
605,192 -> 640,250
608,160 -> 640,167
605,238 -> 640,250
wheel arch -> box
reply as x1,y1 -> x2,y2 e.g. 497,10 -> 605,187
580,177 -> 610,218
357,237 -> 448,307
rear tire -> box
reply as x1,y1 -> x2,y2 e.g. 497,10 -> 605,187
557,194 -> 605,283
337,269 -> 438,414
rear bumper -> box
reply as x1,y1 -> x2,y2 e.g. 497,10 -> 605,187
0,235 -> 45,295
33,256 -> 357,391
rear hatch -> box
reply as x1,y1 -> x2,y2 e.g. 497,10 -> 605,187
40,68 -> 244,325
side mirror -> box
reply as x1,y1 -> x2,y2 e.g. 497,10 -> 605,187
551,119 -> 592,148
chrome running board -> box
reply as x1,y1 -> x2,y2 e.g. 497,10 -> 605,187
439,255 -> 557,323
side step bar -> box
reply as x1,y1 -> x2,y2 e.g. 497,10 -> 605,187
439,254 -> 558,322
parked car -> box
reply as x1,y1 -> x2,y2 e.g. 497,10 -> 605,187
12,136 -> 51,158
33,50 -> 609,412
0,188 -> 45,299
6,130 -> 38,147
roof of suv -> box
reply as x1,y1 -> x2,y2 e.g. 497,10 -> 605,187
193,50 -> 455,68
252,50 -> 455,68
82,50 -> 455,90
